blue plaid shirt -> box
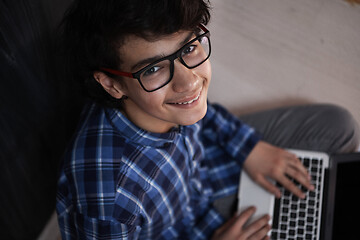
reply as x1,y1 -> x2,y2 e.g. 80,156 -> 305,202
56,102 -> 261,239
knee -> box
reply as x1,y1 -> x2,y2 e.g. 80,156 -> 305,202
322,104 -> 354,126
319,104 -> 360,152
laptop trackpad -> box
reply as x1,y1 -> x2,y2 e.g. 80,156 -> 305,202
237,170 -> 275,227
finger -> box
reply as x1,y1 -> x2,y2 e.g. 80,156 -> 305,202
248,223 -> 271,240
286,153 -> 310,177
213,207 -> 257,240
243,214 -> 271,239
278,174 -> 306,199
255,175 -> 282,198
286,165 -> 315,191
231,206 -> 256,231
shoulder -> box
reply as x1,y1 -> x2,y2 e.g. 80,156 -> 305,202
59,103 -> 190,222
64,103 -> 130,161
59,104 -> 133,213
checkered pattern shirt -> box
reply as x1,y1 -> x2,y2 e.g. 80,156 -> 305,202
56,102 -> 261,239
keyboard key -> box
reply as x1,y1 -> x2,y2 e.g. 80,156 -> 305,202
307,216 -> 314,223
293,179 -> 300,186
311,159 -> 319,165
301,185 -> 308,192
292,195 -> 299,202
311,175 -> 317,182
307,208 -> 314,215
309,191 -> 316,198
303,158 -> 310,167
282,207 -> 289,214
306,225 -> 313,231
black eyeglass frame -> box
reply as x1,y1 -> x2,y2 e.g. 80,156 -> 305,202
101,24 -> 211,92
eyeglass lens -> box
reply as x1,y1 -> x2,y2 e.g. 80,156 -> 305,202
139,35 -> 210,91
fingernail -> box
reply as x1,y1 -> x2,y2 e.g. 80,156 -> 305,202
249,206 -> 256,212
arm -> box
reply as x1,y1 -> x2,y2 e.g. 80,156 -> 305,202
202,103 -> 313,198
201,103 -> 261,164
56,173 -> 139,240
57,212 -> 137,240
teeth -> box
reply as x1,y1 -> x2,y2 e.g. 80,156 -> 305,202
175,92 -> 200,105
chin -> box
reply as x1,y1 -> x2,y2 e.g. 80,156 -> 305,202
181,104 -> 207,126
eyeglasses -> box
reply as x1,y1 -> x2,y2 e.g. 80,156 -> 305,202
101,24 -> 211,92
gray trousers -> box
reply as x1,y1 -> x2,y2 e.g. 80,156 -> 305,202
213,104 -> 360,220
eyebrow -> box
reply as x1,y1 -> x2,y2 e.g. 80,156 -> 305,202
130,31 -> 195,72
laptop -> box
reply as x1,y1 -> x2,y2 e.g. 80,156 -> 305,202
237,149 -> 360,240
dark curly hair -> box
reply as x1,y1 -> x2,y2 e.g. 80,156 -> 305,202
60,0 -> 211,108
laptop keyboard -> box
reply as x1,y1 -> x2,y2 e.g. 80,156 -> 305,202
271,157 -> 324,240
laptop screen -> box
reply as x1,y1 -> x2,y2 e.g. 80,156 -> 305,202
329,153 -> 360,239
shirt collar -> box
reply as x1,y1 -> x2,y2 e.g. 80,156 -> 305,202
105,107 -> 186,148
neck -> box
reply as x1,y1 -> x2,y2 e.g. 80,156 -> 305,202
122,99 -> 176,134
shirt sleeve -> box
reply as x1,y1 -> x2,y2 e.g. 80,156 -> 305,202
56,171 -> 140,240
57,211 -> 138,240
200,102 -> 262,164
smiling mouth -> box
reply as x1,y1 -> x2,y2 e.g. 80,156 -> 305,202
170,90 -> 202,105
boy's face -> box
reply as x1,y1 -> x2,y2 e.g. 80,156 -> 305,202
99,30 -> 212,133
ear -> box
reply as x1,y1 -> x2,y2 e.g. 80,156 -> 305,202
93,71 -> 126,99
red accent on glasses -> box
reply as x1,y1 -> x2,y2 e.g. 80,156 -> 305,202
198,24 -> 207,33
100,68 -> 134,78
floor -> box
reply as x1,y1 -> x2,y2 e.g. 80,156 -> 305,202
208,0 -> 360,125
38,0 -> 360,239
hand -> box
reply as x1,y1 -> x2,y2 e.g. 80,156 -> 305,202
211,207 -> 271,240
243,141 -> 314,199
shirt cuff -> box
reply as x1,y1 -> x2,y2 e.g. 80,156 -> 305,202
230,127 -> 262,164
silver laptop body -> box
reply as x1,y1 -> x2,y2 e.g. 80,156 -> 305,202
238,149 -> 329,240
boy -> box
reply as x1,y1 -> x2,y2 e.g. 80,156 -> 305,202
56,0 -> 359,239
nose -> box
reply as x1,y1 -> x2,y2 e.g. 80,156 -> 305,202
171,60 -> 200,93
